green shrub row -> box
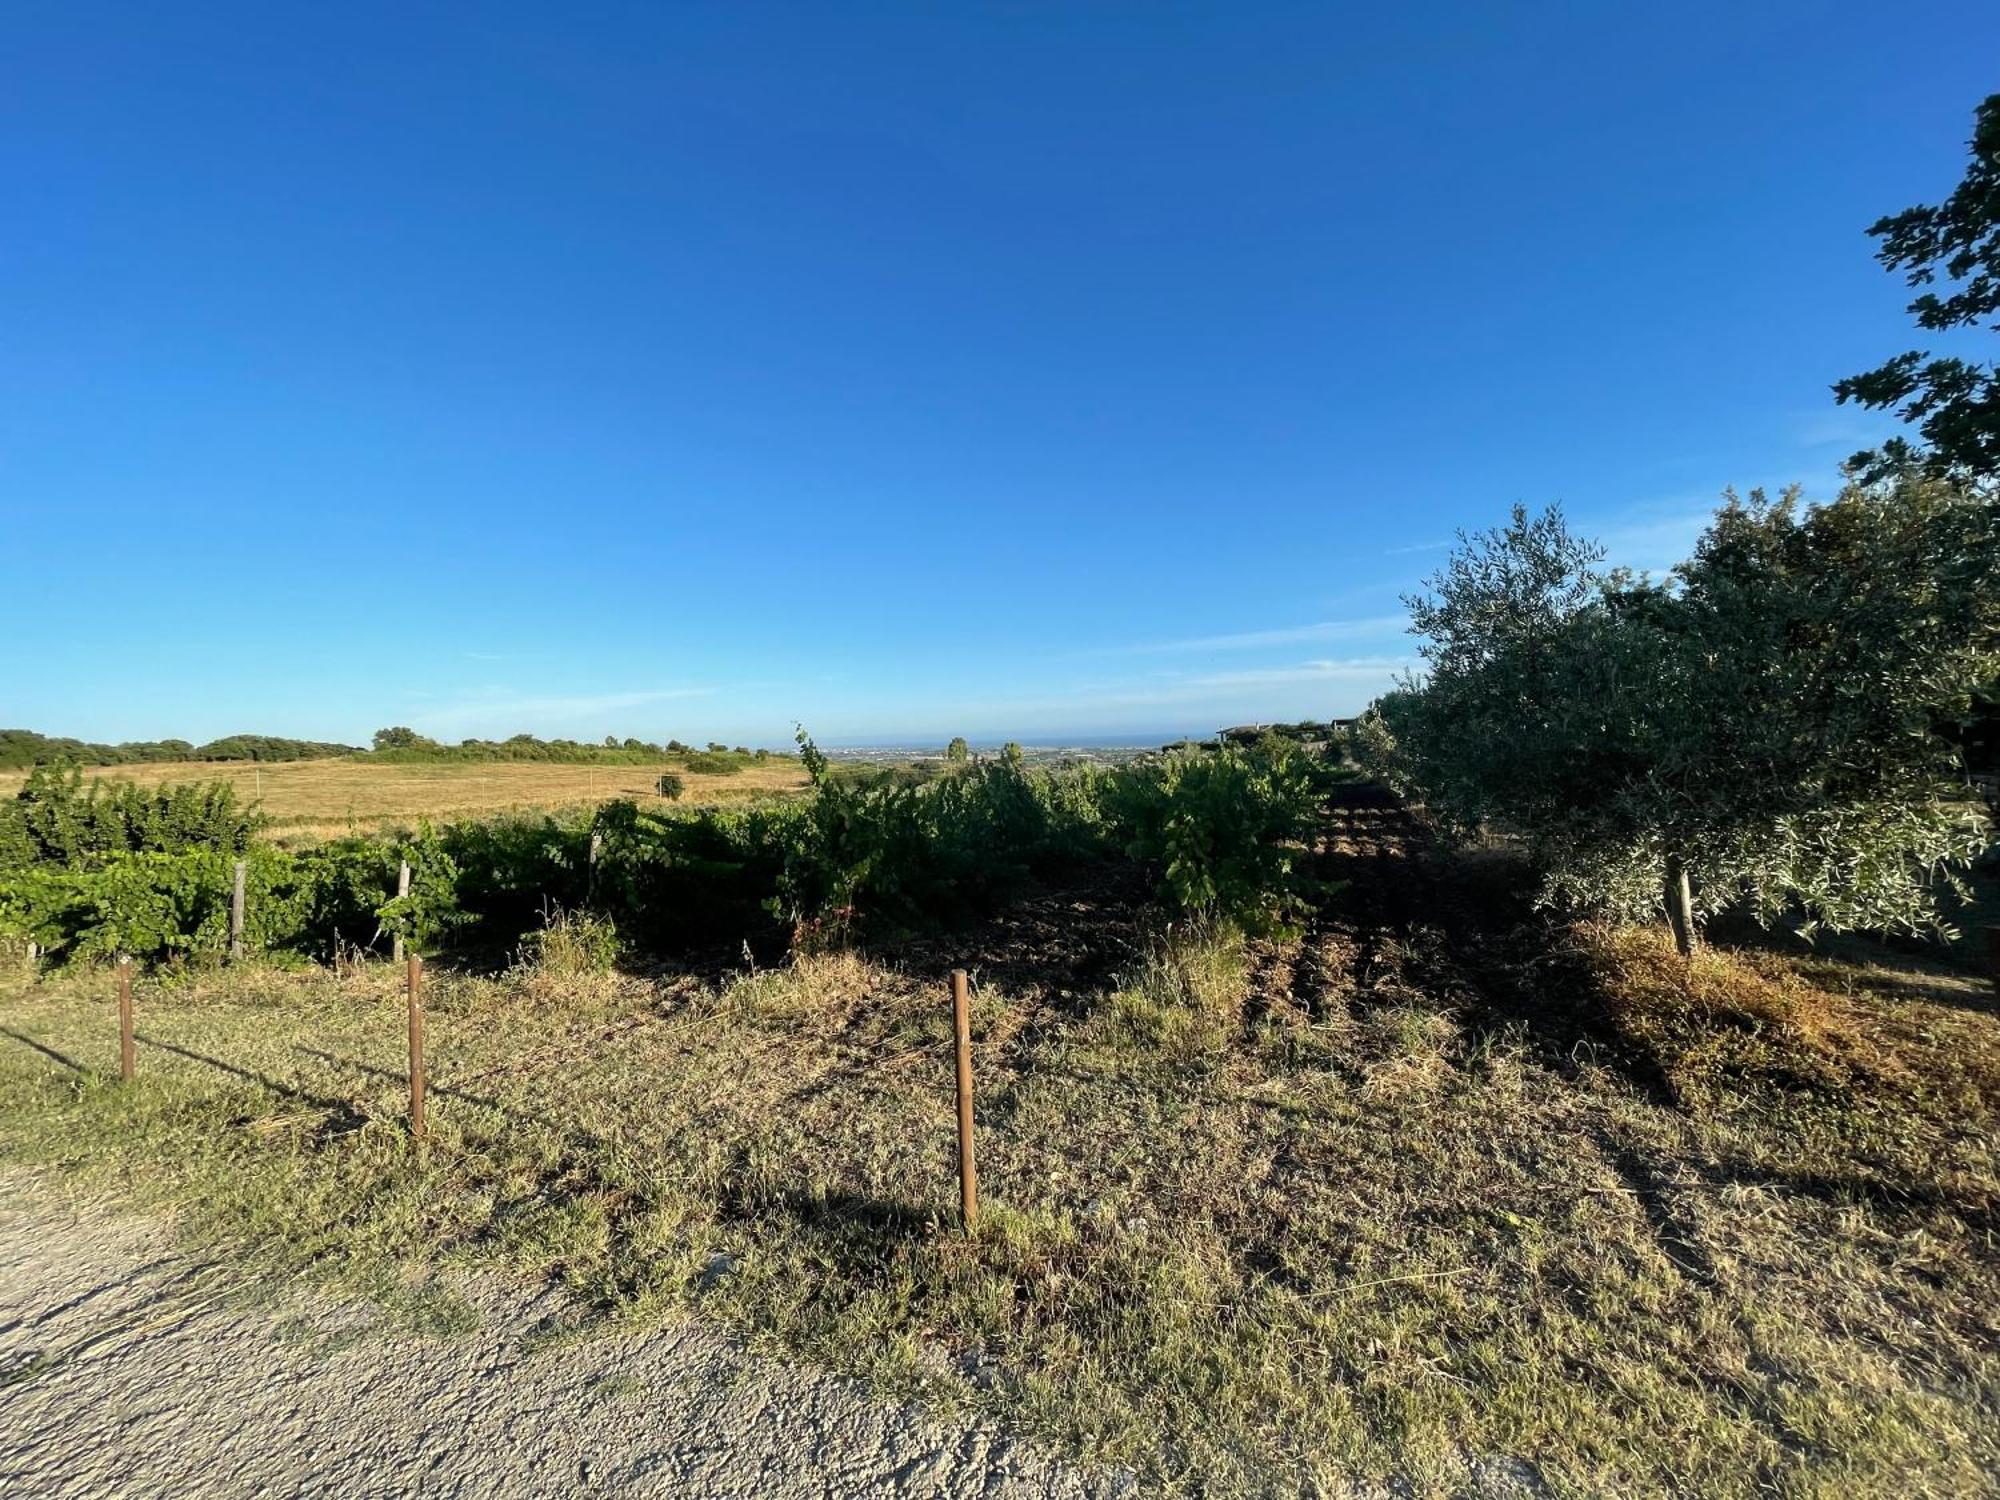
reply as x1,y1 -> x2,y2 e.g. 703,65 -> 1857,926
1,737 -> 1336,969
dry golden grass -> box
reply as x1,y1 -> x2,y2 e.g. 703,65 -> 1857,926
3,898 -> 1996,1496
3,784 -> 1993,1493
0,758 -> 809,839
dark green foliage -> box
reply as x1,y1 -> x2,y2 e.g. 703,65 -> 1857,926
0,765 -> 261,870
590,798 -> 801,954
768,733 -> 1112,942
0,729 -> 353,768
1951,685 -> 2000,778
3,727 -> 1327,967
655,772 -> 686,800
1365,477 -> 1997,939
187,734 -> 356,762
432,812 -> 593,952
679,750 -> 749,775
1218,720 -> 1336,749
1835,93 -> 2000,481
365,730 -> 684,765
1106,742 -> 1319,934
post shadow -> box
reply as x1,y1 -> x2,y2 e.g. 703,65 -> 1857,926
0,1027 -> 87,1074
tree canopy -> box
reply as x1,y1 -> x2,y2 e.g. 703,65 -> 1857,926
1359,473 -> 1997,948
1834,92 -> 2000,482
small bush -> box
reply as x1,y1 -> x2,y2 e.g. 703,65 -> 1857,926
512,902 -> 621,976
655,772 -> 685,800
681,751 -> 744,776
1102,924 -> 1248,1065
1106,744 -> 1317,933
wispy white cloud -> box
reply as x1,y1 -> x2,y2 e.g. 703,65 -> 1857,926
1791,408 -> 1890,451
1383,539 -> 1452,556
1168,657 -> 1412,693
956,657 -> 1414,717
1592,508 -> 1715,575
420,686 -> 715,737
1101,614 -> 1407,656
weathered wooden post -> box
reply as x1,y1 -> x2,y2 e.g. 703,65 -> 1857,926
392,860 -> 411,963
587,833 -> 602,901
229,859 -> 247,961
117,957 -> 134,1082
950,969 -> 977,1231
1664,856 -> 1697,961
406,954 -> 426,1140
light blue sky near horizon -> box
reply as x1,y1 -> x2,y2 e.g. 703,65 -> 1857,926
3,3 -> 1994,749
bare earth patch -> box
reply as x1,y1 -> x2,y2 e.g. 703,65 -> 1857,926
0,1172 -> 1111,1499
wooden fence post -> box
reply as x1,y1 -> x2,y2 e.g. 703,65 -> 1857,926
117,957 -> 134,1082
392,860 -> 411,963
229,859 -> 247,961
951,969 -> 977,1231
1664,856 -> 1697,961
587,833 -> 602,901
406,954 -> 426,1140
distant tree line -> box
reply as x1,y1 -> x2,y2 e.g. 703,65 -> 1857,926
367,727 -> 770,768
0,729 -> 359,769
2,726 -> 780,772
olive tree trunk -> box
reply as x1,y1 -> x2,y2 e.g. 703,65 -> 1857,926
1664,855 -> 1698,959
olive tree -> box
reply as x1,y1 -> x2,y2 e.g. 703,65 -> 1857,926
1360,474 -> 1997,952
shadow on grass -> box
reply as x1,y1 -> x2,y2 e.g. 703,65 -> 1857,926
1708,910 -> 1999,1017
773,1187 -> 933,1242
0,1026 -> 87,1074
294,1045 -> 561,1135
137,1034 -> 367,1131
1707,1156 -> 2000,1239
1314,818 -> 1685,1109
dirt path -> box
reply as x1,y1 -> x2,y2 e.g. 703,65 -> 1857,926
0,1176 -> 1115,1500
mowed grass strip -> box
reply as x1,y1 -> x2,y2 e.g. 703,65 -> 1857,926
0,757 -> 809,839
0,919 -> 1995,1497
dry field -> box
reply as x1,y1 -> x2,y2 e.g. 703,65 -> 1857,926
2,786 -> 1994,1495
0,758 -> 810,839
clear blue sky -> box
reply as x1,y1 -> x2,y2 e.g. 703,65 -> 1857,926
4,3 -> 1994,747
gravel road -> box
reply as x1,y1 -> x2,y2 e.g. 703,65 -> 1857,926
0,1176 -> 1116,1499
